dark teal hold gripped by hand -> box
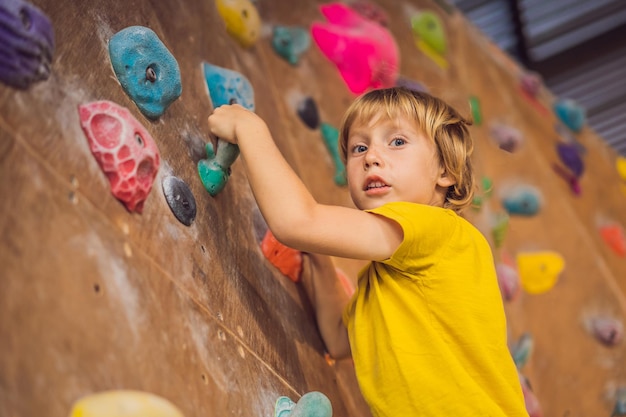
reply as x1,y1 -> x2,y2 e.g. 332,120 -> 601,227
198,62 -> 255,196
108,26 -> 182,119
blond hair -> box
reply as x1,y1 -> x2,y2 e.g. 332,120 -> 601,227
339,87 -> 475,212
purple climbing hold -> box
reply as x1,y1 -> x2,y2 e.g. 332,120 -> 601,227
556,142 -> 584,178
0,0 -> 54,89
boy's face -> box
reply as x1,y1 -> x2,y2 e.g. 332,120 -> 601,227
345,114 -> 454,211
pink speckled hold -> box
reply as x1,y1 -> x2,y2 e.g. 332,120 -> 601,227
78,100 -> 160,213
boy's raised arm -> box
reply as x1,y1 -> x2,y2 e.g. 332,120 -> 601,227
207,104 -> 402,261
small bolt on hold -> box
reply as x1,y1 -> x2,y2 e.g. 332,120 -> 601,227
146,66 -> 157,82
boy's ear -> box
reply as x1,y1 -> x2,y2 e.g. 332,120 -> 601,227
437,167 -> 456,188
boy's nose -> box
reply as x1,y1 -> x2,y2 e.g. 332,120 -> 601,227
364,147 -> 383,169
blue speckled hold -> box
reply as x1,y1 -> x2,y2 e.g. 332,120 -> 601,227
502,186 -> 541,217
198,62 -> 255,196
0,0 -> 54,89
202,62 -> 255,110
554,99 -> 585,133
108,26 -> 182,119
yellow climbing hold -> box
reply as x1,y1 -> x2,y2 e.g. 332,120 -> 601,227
517,251 -> 565,294
617,156 -> 626,196
69,390 -> 184,417
216,0 -> 261,48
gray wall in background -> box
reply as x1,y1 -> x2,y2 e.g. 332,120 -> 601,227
450,0 -> 626,156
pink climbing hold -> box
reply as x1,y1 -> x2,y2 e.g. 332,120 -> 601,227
261,230 -> 303,283
496,260 -> 519,302
311,2 -> 399,94
78,100 -> 160,213
519,372 -> 543,417
589,316 -> 624,347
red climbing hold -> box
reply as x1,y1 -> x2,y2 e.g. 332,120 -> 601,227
600,223 -> 626,257
261,230 -> 302,283
78,100 -> 160,213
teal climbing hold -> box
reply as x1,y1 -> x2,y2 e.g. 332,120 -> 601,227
274,392 -> 332,417
502,186 -> 541,216
613,387 -> 626,416
109,26 -> 182,119
554,99 -> 585,133
272,25 -> 311,65
198,141 -> 240,196
198,63 -> 255,196
275,396 -> 296,417
320,123 -> 346,186
511,332 -> 533,369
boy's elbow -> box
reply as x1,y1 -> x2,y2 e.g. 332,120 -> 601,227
267,216 -> 311,251
327,346 -> 351,360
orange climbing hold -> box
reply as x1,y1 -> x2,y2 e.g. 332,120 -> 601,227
335,267 -> 355,298
261,230 -> 303,282
600,223 -> 626,257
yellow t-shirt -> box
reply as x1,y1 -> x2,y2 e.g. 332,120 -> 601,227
343,202 -> 528,417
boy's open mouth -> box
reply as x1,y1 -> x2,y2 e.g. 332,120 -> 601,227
364,176 -> 390,191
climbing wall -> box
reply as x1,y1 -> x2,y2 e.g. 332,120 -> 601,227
0,0 -> 625,416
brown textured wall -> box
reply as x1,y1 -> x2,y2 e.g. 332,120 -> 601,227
0,1 -> 624,416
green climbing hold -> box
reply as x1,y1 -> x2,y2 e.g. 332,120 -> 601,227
320,123 -> 346,186
469,96 -> 482,126
411,11 -> 447,55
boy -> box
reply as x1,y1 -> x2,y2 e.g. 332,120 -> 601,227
208,87 -> 528,416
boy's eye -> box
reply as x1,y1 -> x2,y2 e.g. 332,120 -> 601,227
352,144 -> 367,153
391,138 -> 406,146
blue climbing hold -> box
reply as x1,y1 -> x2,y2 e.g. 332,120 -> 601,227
109,26 -> 182,119
502,186 -> 541,216
202,62 -> 255,110
272,25 -> 311,65
554,99 -> 585,133
0,0 -> 54,89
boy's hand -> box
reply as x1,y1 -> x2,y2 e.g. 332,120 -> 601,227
207,104 -> 262,144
